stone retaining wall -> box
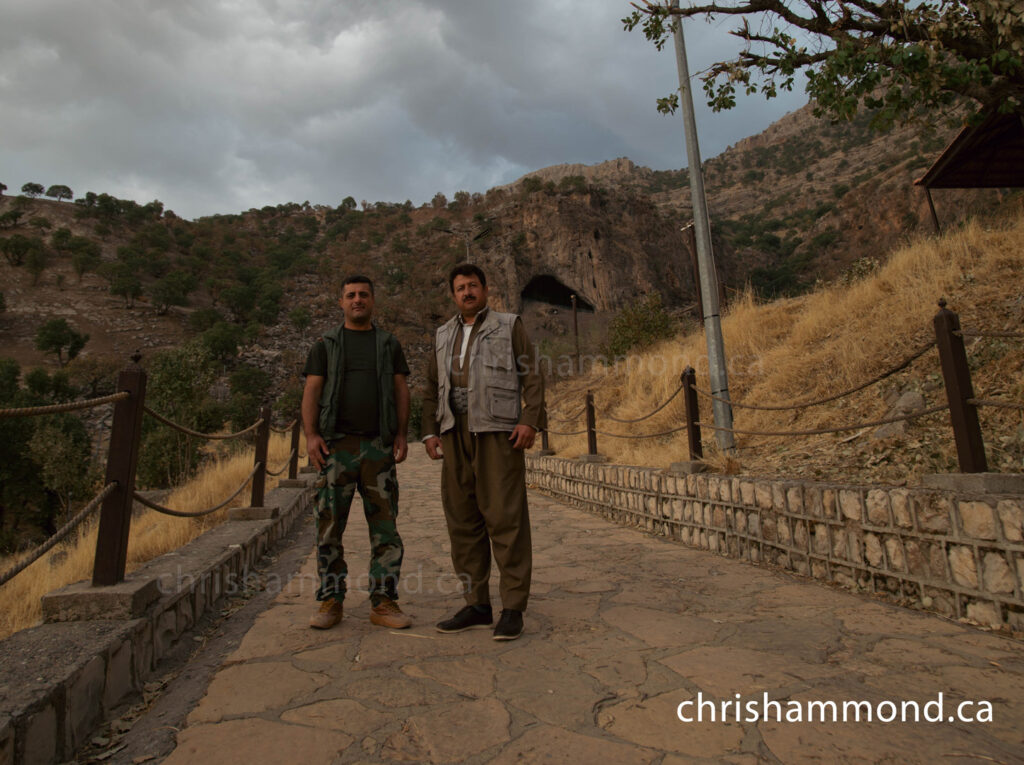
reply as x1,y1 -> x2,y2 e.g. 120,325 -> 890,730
526,456 -> 1024,631
0,477 -> 314,765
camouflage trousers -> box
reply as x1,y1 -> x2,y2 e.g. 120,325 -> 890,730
313,434 -> 404,606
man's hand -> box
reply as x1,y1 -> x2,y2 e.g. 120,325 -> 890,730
393,433 -> 408,463
306,433 -> 331,471
509,424 -> 536,450
423,435 -> 443,460
301,374 -> 329,471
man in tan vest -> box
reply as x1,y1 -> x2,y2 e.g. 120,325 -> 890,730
422,263 -> 544,640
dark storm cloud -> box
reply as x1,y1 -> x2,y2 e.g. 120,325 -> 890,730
0,0 -> 807,219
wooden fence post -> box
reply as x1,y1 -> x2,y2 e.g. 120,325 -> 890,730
288,416 -> 301,479
933,299 -> 988,473
585,390 -> 598,457
250,405 -> 272,507
93,356 -> 146,586
682,366 -> 703,460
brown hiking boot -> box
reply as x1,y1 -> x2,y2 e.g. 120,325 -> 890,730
370,598 -> 412,629
309,599 -> 343,629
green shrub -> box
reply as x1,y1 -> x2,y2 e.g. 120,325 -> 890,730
0,359 -> 99,546
275,386 -> 303,421
288,307 -> 312,330
809,228 -> 840,250
34,318 -> 88,366
136,341 -> 222,487
557,175 -> 587,193
201,321 -> 244,360
603,293 -> 677,359
226,364 -> 270,430
188,307 -> 224,332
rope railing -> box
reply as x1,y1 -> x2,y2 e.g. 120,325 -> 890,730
695,404 -> 948,438
143,406 -> 264,440
1,351 -> 308,588
545,426 -> 588,436
266,449 -> 298,476
132,464 -> 261,518
0,391 -> 129,419
540,302 -> 1010,473
596,424 -> 690,439
956,329 -> 1024,339
969,398 -> 1024,411
0,482 -> 117,588
692,341 -> 936,412
547,405 -> 587,423
603,382 -> 684,423
270,418 -> 298,434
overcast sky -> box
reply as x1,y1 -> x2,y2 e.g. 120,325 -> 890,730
1,0 -> 808,220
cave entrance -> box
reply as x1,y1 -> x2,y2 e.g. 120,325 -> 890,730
520,275 -> 594,311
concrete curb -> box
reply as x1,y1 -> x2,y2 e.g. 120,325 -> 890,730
0,479 -> 314,765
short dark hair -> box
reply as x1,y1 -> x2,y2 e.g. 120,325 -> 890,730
341,274 -> 374,295
448,263 -> 486,292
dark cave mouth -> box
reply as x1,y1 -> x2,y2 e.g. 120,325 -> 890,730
520,275 -> 595,311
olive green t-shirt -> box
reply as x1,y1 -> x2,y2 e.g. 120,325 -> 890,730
304,328 -> 409,437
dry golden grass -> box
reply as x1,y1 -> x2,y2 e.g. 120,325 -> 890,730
0,432 -> 303,640
544,204 -> 1024,481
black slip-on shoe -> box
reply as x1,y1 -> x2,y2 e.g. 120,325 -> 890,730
492,609 -> 524,641
436,605 -> 493,633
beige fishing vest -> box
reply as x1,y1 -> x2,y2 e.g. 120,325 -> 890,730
434,310 -> 521,434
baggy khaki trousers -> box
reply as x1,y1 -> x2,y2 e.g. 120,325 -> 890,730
439,416 -> 532,612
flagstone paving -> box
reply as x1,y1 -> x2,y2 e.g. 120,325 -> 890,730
156,449 -> 1024,764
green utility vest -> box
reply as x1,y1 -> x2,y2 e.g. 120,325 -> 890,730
317,324 -> 399,446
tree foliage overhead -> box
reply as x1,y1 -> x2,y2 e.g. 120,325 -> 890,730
624,0 -> 1024,127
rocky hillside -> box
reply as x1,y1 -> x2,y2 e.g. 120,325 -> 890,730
0,103 -> 1013,408
517,104 -> 1008,293
0,184 -> 698,387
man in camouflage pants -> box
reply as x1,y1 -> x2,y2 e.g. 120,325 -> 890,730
302,275 -> 412,630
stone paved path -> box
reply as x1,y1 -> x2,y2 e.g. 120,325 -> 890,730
158,450 -> 1024,764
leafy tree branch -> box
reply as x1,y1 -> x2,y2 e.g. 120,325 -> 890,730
624,0 -> 1024,127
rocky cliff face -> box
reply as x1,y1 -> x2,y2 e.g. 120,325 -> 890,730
500,103 -> 1002,289
504,157 -> 653,192
465,191 -> 691,314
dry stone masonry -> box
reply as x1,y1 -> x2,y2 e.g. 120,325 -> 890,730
0,478 -> 315,765
526,456 -> 1024,631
